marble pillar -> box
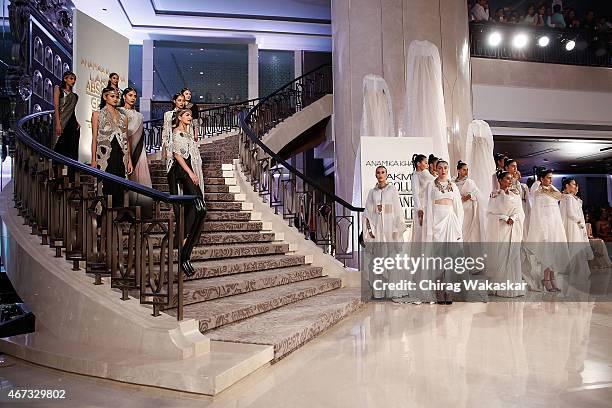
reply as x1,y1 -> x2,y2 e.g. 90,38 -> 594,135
332,0 -> 472,203
294,50 -> 303,78
140,40 -> 154,121
248,43 -> 259,100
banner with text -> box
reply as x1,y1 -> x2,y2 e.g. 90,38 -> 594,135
359,136 -> 433,231
73,10 -> 129,162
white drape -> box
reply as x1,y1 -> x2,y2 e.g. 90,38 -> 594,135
402,40 -> 449,161
363,184 -> 406,242
465,120 -> 495,239
352,74 -> 395,208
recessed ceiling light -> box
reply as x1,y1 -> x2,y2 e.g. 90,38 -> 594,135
200,48 -> 204,51
217,83 -> 221,86
199,96 -> 203,99
199,72 -> 203,75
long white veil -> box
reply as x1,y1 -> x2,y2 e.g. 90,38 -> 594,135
465,120 -> 495,240
402,40 -> 449,161
352,74 -> 395,208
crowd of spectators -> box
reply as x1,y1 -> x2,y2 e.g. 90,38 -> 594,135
587,207 -> 612,242
469,0 -> 612,32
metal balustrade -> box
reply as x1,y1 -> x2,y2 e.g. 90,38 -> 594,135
13,111 -> 205,320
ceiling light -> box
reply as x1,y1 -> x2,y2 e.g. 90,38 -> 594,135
565,40 -> 576,51
199,96 -> 203,99
488,31 -> 502,47
199,71 -> 203,75
538,36 -> 550,47
200,48 -> 204,51
512,33 -> 528,49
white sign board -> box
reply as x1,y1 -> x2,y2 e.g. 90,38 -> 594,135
73,10 -> 129,162
359,136 -> 434,227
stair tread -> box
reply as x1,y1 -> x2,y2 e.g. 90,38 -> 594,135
206,288 -> 362,358
167,277 -> 341,332
186,253 -> 308,280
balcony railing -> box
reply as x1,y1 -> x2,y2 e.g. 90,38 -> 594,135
470,21 -> 612,67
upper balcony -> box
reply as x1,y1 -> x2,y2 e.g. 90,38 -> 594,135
469,21 -> 611,68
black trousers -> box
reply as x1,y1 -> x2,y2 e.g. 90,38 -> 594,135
167,157 -> 204,239
54,114 -> 80,180
102,138 -> 126,208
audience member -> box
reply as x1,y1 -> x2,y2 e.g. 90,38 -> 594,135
536,4 -> 547,26
564,8 -> 577,27
493,8 -> 506,23
583,10 -> 596,30
471,0 -> 490,22
550,4 -> 566,28
522,4 -> 538,25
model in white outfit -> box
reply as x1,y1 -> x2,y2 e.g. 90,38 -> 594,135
455,161 -> 482,242
491,153 -> 507,192
363,166 -> 406,299
363,172 -> 407,243
487,171 -> 525,297
422,160 -> 464,303
525,170 -> 570,292
410,154 -> 435,243
560,180 -> 594,295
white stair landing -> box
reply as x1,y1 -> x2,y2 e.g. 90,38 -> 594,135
0,329 -> 273,396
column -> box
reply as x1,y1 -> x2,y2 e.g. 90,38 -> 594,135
248,43 -> 259,100
140,40 -> 154,121
331,0 -> 473,203
294,50 -> 302,78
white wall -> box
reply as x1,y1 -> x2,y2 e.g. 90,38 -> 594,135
73,10 -> 129,162
473,84 -> 612,126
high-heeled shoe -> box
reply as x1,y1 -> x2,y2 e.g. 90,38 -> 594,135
541,279 -> 557,293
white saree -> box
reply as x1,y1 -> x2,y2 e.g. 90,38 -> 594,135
487,189 -> 525,297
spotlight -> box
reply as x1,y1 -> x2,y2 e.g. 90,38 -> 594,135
565,40 -> 576,51
537,36 -> 550,47
488,31 -> 502,47
512,33 -> 529,49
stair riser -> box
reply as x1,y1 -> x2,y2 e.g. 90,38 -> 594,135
126,232 -> 277,247
203,222 -> 264,232
151,244 -> 290,262
170,267 -> 324,307
154,211 -> 253,222
271,298 -> 362,361
197,280 -> 341,332
186,256 -> 308,280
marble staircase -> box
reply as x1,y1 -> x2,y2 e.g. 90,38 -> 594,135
149,135 -> 361,360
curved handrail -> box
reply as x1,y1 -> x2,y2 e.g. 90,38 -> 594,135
146,96 -> 263,124
16,111 -> 198,204
239,64 -> 363,213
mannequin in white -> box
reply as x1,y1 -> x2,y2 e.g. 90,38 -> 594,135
403,40 -> 449,161
410,154 -> 435,243
560,178 -> 594,295
464,120 -> 495,240
487,170 -> 525,297
455,160 -> 482,243
526,169 -> 570,292
352,74 -> 395,209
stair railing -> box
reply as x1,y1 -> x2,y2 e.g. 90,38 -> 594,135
239,64 -> 364,266
13,111 -> 205,320
143,97 -> 262,153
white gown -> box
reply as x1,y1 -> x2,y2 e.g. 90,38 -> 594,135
560,194 -> 594,294
487,189 -> 525,297
423,180 -> 464,243
525,185 -> 570,289
363,183 -> 406,242
410,169 -> 435,243
455,177 -> 482,242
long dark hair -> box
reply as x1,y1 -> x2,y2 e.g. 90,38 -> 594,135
120,87 -> 137,107
412,154 -> 426,170
496,169 -> 510,181
562,177 -> 576,192
60,71 -> 76,91
456,160 -> 467,170
107,72 -> 119,88
504,158 -> 517,169
99,86 -> 119,109
428,154 -> 438,165
181,87 -> 192,100
494,152 -> 506,168
537,167 -> 553,180
533,165 -> 546,180
172,92 -> 184,108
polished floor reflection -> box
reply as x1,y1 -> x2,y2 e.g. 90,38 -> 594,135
1,301 -> 611,408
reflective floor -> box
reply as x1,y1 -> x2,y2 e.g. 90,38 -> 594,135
1,301 -> 611,408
